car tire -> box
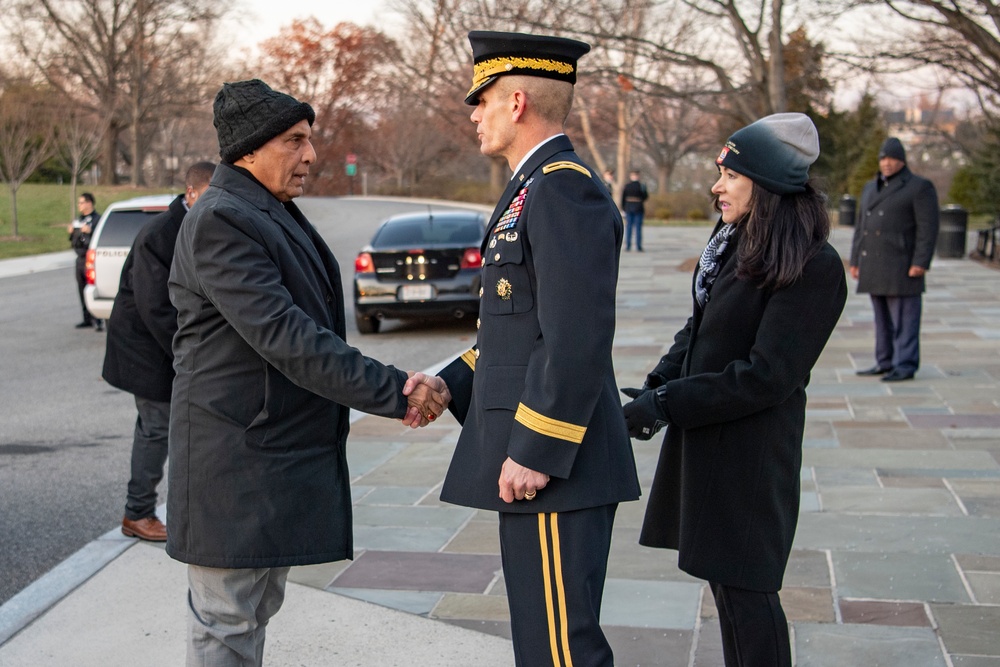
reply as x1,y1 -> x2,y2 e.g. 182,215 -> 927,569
355,313 -> 380,334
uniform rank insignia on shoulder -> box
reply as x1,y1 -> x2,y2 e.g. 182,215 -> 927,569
542,160 -> 591,177
495,178 -> 533,232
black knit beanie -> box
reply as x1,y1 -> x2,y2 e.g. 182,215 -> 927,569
879,137 -> 907,162
213,80 -> 315,163
715,112 -> 820,195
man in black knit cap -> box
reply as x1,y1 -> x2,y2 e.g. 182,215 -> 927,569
167,79 -> 449,665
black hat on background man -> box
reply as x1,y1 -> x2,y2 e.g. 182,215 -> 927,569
465,31 -> 591,105
213,79 -> 315,163
879,137 -> 907,163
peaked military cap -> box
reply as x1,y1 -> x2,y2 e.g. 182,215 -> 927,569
465,31 -> 591,105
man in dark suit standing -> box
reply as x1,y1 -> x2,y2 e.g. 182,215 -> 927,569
167,79 -> 448,665
102,161 -> 215,542
850,137 -> 939,382
434,32 -> 640,666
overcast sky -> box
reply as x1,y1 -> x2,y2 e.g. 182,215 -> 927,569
234,0 -> 391,46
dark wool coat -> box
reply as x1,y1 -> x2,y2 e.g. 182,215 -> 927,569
438,135 -> 640,513
103,195 -> 186,402
639,222 -> 847,592
850,166 -> 939,296
167,164 -> 408,569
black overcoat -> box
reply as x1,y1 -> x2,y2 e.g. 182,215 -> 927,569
103,194 -> 186,402
167,164 -> 408,569
639,222 -> 847,592
849,166 -> 939,296
438,136 -> 640,513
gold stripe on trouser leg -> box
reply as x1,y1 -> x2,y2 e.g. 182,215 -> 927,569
537,513 -> 575,667
549,513 -> 574,667
538,514 -> 561,666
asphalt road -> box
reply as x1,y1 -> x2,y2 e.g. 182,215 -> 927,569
0,196 -> 486,606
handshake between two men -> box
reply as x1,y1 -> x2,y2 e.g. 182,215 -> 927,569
400,372 -> 452,428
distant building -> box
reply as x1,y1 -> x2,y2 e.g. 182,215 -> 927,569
884,96 -> 966,197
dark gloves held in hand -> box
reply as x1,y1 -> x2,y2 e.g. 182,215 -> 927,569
621,385 -> 670,440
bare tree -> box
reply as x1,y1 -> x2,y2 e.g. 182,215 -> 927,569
856,0 -> 1000,117
0,79 -> 55,238
53,107 -> 106,220
7,0 -> 230,185
367,88 -> 461,193
635,96 -> 718,193
388,0 -> 509,197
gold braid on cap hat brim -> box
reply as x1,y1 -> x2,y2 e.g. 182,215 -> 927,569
467,56 -> 575,97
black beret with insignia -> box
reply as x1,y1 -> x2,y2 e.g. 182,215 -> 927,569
465,31 -> 591,105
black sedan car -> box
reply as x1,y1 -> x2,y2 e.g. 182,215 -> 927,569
353,210 -> 486,334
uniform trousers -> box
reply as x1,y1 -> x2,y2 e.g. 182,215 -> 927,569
186,564 -> 289,667
709,582 -> 791,667
499,504 -> 617,667
124,396 -> 169,520
870,294 -> 922,374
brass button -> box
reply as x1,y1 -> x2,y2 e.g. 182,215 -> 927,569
479,287 -> 483,297
494,253 -> 501,261
474,348 -> 480,358
476,318 -> 481,329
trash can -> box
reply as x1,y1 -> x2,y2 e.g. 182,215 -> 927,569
937,204 -> 968,258
838,194 -> 856,227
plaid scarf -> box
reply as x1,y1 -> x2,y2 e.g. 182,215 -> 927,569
695,223 -> 736,308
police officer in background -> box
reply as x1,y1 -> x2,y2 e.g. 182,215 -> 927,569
431,31 -> 640,666
67,192 -> 103,330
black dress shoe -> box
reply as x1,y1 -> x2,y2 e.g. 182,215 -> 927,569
94,320 -> 104,332
881,369 -> 915,382
856,365 -> 892,376
74,321 -> 92,329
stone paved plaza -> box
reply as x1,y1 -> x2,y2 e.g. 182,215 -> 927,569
283,225 -> 1000,666
7,225 -> 990,665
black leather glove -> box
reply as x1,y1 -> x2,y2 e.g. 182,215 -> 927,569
622,385 -> 669,440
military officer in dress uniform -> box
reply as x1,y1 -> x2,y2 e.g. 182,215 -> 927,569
434,31 -> 640,667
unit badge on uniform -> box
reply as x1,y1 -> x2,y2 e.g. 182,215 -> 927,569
496,278 -> 512,300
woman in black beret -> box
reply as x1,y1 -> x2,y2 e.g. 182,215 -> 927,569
622,113 -> 848,667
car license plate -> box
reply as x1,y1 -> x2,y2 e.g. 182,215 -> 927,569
399,284 -> 433,301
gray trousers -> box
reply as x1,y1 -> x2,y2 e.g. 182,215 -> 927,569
124,396 -> 170,520
186,565 -> 290,667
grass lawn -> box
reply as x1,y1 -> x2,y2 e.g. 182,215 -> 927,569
0,183 -> 176,259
